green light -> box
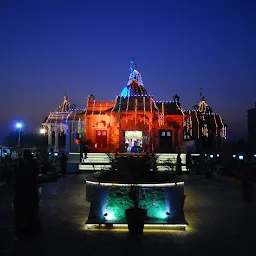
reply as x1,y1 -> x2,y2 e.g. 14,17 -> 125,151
104,187 -> 168,221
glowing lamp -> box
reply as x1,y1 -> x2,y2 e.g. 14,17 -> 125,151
210,155 -> 214,158
16,123 -> 22,129
40,128 -> 46,134
238,155 -> 243,160
233,155 -> 236,158
104,212 -> 115,221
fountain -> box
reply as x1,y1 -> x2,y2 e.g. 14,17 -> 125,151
85,153 -> 188,232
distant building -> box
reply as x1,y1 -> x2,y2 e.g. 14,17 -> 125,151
41,61 -> 227,154
248,103 -> 256,152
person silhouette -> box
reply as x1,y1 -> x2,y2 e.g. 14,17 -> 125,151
13,149 -> 41,239
176,153 -> 182,175
60,152 -> 68,175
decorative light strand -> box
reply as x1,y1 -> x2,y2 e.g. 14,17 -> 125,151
161,102 -> 165,126
213,114 -> 218,136
99,103 -> 102,115
202,124 -> 208,137
219,115 -> 226,139
153,100 -> 161,126
118,97 -> 122,124
110,96 -> 118,126
135,98 -> 138,125
150,96 -> 153,126
91,100 -> 95,116
77,118 -> 81,135
195,111 -> 200,138
175,102 -> 185,128
126,97 -> 129,123
143,96 -> 146,124
71,109 -> 76,136
187,117 -> 193,137
85,96 -> 89,116
54,115 -> 58,136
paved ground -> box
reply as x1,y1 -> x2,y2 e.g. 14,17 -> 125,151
1,173 -> 256,256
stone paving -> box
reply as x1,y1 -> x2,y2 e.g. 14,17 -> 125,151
1,173 -> 256,256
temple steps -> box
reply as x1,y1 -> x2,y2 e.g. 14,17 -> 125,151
79,153 -> 112,171
77,152 -> 199,172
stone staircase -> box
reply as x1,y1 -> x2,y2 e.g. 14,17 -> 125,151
79,153 -> 113,171
155,153 -> 186,171
78,152 -> 200,172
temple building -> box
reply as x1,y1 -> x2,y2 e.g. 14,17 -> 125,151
42,61 -> 227,155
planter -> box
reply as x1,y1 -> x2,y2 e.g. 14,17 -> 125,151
125,208 -> 147,234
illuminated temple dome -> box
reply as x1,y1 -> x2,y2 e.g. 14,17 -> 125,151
120,60 -> 148,97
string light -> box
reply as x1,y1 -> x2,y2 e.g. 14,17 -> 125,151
118,97 -> 122,124
175,102 -> 185,128
153,100 -> 160,126
135,98 -> 138,125
219,115 -> 226,139
161,102 -> 165,126
126,97 -> 129,123
202,123 -> 208,137
187,117 -> 192,137
78,118 -> 81,135
110,96 -> 118,126
143,96 -> 146,124
99,103 -> 102,115
195,111 -> 200,138
91,100 -> 95,116
213,114 -> 218,136
150,96 -> 153,126
71,109 -> 76,136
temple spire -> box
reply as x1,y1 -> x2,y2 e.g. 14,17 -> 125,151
200,88 -> 204,101
129,59 -> 137,73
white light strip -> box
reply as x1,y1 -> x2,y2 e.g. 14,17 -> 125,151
85,181 -> 184,187
86,223 -> 187,229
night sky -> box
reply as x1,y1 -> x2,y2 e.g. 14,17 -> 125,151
0,0 -> 255,143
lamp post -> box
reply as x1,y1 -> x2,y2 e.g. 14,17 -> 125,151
16,122 -> 23,148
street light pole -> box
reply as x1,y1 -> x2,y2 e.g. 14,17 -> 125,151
18,128 -> 21,148
16,123 -> 23,148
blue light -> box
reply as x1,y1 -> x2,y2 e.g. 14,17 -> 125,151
210,155 -> 214,158
120,86 -> 129,97
54,152 -> 58,156
16,122 -> 22,128
239,155 -> 243,160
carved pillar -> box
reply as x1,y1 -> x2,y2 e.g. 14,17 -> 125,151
54,127 -> 59,152
47,124 -> 52,149
65,123 -> 70,153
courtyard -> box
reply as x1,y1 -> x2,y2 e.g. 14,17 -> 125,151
1,173 -> 256,256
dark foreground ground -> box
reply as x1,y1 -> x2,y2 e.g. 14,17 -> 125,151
1,173 -> 256,256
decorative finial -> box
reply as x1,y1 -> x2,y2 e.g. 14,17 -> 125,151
130,59 -> 137,73
200,88 -> 204,101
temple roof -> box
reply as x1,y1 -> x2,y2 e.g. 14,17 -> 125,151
109,96 -> 183,115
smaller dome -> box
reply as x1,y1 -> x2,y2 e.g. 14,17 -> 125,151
121,79 -> 148,97
127,69 -> 144,86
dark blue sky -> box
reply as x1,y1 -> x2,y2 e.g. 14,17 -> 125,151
0,0 -> 255,142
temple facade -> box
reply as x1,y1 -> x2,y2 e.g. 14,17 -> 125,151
42,61 -> 227,154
